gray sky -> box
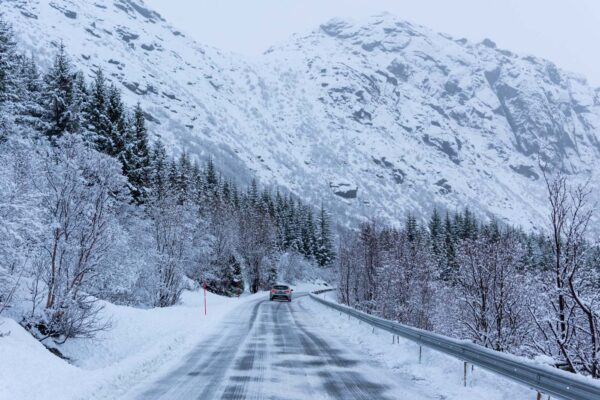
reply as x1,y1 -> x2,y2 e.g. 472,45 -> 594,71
144,0 -> 600,86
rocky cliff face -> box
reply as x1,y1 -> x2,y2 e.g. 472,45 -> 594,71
4,1 -> 600,230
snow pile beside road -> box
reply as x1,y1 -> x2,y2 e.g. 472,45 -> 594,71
305,294 -> 534,400
0,291 -> 257,400
0,317 -> 91,400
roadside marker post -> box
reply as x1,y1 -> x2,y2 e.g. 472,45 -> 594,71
203,280 -> 207,316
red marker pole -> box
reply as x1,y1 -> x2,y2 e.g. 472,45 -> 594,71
203,280 -> 207,316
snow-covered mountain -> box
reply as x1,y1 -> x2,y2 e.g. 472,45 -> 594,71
4,0 -> 600,230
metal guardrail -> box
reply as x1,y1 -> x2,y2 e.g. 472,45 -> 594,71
309,293 -> 600,400
311,288 -> 336,295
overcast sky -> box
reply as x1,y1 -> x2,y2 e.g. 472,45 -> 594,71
144,0 -> 600,86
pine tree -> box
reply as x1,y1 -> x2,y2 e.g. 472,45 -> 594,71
87,68 -> 111,152
442,211 -> 458,280
428,208 -> 444,273
247,179 -> 259,207
177,151 -> 191,204
265,262 -> 278,289
283,196 -> 301,251
149,139 -> 168,201
105,84 -> 127,157
221,179 -> 231,205
122,103 -> 151,203
300,207 -> 316,258
189,160 -> 203,206
68,71 -> 87,135
15,55 -> 45,131
0,18 -> 16,103
231,183 -> 240,210
168,159 -> 181,202
405,213 -> 419,242
315,203 -> 335,267
460,207 -> 478,240
43,43 -> 77,138
205,156 -> 218,193
230,256 -> 244,295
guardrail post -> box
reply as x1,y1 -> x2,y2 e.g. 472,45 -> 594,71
309,292 -> 600,400
419,346 -> 422,364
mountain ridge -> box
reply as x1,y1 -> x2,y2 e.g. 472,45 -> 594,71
3,0 -> 599,230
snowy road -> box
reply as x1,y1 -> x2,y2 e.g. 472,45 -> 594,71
127,293 -> 436,400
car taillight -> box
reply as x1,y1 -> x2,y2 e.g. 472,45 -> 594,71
284,290 -> 290,293
271,289 -> 276,293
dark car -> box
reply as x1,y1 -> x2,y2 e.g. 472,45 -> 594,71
270,284 -> 293,302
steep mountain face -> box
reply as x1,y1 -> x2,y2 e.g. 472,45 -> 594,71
4,0 -> 600,230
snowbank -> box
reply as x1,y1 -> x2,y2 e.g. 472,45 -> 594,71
0,290 -> 258,400
305,293 -> 535,400
0,317 -> 91,400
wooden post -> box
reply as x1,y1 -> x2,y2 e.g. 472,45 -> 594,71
419,346 -> 422,364
536,392 -> 541,400
463,361 -> 468,387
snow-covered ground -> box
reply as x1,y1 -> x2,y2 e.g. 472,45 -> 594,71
308,292 -> 534,400
0,290 -> 260,400
1,286 -> 579,400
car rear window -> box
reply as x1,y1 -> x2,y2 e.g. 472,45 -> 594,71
273,285 -> 289,290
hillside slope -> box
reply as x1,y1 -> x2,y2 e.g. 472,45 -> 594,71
4,0 -> 600,229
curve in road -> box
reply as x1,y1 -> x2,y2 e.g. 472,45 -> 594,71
129,293 -> 434,400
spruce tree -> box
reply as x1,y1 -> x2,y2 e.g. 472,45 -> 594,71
105,84 -> 127,157
221,179 -> 231,205
19,56 -> 47,131
230,256 -> 244,295
205,156 -> 218,193
149,139 -> 168,201
189,160 -> 203,206
300,207 -> 316,258
43,43 -> 77,138
283,196 -> 301,251
247,179 -> 259,207
0,18 -> 16,103
442,211 -> 458,280
405,213 -> 419,242
177,151 -> 191,203
87,68 -> 111,152
428,208 -> 444,272
122,103 -> 151,203
167,159 -> 181,202
315,203 -> 334,267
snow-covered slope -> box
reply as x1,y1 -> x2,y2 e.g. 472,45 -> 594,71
0,291 -> 259,399
4,0 -> 600,229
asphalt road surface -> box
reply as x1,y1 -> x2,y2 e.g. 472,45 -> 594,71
131,293 -> 433,400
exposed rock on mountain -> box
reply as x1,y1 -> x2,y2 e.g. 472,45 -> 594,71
4,1 -> 600,230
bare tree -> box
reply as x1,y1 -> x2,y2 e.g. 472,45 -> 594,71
456,234 -> 528,351
33,136 -> 121,341
530,170 -> 599,376
147,197 -> 192,307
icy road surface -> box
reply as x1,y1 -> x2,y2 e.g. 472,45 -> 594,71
127,293 -> 435,400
